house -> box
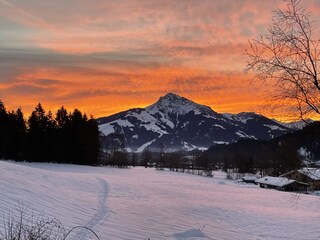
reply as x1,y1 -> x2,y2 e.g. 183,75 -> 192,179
240,176 -> 258,184
281,168 -> 320,191
255,176 -> 309,192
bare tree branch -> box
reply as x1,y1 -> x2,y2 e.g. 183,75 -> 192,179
245,0 -> 320,120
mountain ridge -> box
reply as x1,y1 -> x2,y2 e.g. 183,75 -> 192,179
98,93 -> 292,152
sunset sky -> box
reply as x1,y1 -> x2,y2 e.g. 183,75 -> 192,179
1,0 -> 320,121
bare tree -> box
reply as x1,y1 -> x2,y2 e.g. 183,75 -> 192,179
1,206 -> 65,240
1,205 -> 101,240
245,0 -> 320,121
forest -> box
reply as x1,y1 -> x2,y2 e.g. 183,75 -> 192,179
198,122 -> 320,176
0,101 -> 99,165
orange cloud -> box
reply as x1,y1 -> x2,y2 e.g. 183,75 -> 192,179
1,62 -> 269,119
1,0 -> 320,121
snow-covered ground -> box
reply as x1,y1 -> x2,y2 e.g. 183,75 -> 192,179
0,161 -> 320,240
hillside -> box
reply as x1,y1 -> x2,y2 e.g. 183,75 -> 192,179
200,121 -> 320,174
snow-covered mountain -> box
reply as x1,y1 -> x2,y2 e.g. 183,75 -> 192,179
98,93 -> 291,152
275,119 -> 313,130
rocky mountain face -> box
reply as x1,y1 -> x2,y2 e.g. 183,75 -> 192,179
98,93 -> 291,152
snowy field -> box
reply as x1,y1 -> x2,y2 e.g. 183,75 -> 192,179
0,161 -> 320,240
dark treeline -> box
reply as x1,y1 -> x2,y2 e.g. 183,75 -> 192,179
0,101 -> 99,165
198,122 -> 320,176
136,122 -> 320,176
99,133 -> 206,170
140,149 -> 209,172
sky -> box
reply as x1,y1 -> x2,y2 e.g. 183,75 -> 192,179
1,0 -> 320,121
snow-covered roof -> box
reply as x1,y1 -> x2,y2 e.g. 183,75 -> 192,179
241,176 -> 258,181
298,168 -> 320,180
255,176 -> 295,187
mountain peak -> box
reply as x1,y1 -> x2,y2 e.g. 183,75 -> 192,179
158,93 -> 189,105
147,92 -> 215,117
161,92 -> 182,100
158,93 -> 187,105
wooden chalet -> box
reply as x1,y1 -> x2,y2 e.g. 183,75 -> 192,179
255,176 -> 309,192
281,168 -> 320,191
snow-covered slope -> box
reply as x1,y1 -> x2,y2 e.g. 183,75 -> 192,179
275,119 -> 314,130
1,161 -> 319,240
98,93 -> 290,152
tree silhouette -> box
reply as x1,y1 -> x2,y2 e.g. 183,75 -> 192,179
246,0 -> 320,120
56,106 -> 70,128
0,102 -> 99,165
0,101 -> 8,158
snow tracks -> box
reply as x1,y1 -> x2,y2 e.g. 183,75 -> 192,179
73,178 -> 109,240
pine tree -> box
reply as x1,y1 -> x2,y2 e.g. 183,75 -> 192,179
15,108 -> 26,134
13,108 -> 26,160
68,109 -> 99,165
0,101 -> 8,158
27,103 -> 50,162
5,108 -> 27,160
28,103 -> 47,133
56,106 -> 70,128
55,106 -> 72,163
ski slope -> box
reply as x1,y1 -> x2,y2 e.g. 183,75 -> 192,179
0,161 -> 319,239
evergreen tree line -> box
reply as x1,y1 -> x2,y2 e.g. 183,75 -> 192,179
136,123 -> 320,176
0,101 -> 99,165
197,138 -> 301,176
197,122 -> 320,176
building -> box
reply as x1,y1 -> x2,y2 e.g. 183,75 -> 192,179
281,168 -> 320,191
255,176 -> 309,192
240,176 -> 258,184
